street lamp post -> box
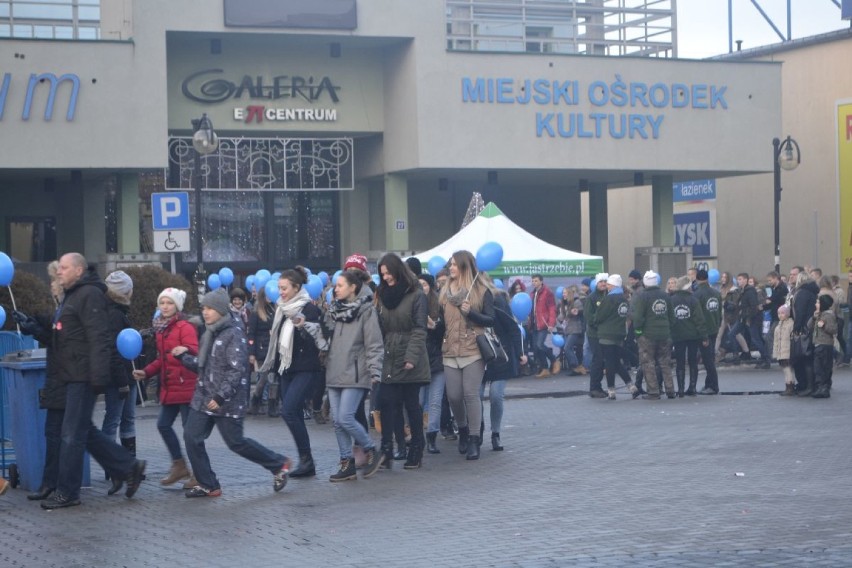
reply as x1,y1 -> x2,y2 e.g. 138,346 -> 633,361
773,135 -> 801,274
191,113 -> 218,301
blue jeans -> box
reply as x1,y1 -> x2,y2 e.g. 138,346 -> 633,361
183,408 -> 286,491
479,379 -> 507,433
57,382 -> 135,500
158,403 -> 190,461
564,333 -> 583,368
102,384 -> 137,440
420,370 -> 446,434
279,371 -> 316,454
327,387 -> 375,459
532,329 -> 554,370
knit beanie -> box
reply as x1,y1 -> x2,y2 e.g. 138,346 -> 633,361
818,294 -> 834,313
643,270 -> 659,288
405,257 -> 423,276
777,305 -> 789,318
105,271 -> 133,305
628,269 -> 642,280
418,273 -> 436,290
344,254 -> 368,273
594,273 -> 609,286
201,288 -> 230,316
157,287 -> 187,312
606,274 -> 622,287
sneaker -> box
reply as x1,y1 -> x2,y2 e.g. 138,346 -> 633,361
273,459 -> 291,492
628,382 -> 639,399
750,350 -> 761,360
185,485 -> 222,498
699,387 -> 718,395
361,448 -> 385,479
329,458 -> 357,482
40,493 -> 82,510
125,459 -> 146,499
607,388 -> 616,400
589,389 -> 607,398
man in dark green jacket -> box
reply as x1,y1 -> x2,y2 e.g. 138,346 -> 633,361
584,274 -> 609,398
632,270 -> 675,399
693,269 -> 722,394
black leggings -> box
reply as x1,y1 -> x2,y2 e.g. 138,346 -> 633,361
601,343 -> 631,389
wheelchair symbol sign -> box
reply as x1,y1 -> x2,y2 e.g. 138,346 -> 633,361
153,229 -> 190,253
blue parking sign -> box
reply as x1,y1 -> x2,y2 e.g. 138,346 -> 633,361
152,192 -> 190,231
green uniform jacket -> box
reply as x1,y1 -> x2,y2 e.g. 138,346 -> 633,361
670,290 -> 708,341
631,286 -> 673,340
595,291 -> 630,343
693,282 -> 722,335
584,289 -> 605,339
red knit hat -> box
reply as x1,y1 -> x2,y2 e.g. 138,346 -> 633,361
344,254 -> 368,273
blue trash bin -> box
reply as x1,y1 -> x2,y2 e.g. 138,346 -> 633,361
0,349 -> 90,491
0,331 -> 35,479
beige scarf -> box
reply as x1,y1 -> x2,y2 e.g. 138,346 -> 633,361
271,287 -> 311,374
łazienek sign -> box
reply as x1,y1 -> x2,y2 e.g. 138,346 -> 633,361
462,76 -> 728,140
181,68 -> 340,124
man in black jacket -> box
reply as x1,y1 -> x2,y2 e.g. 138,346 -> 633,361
39,253 -> 145,509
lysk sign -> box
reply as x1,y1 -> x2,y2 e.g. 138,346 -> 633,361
674,211 -> 713,258
152,192 -> 189,230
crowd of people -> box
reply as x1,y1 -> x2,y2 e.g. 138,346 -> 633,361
0,252 -> 845,503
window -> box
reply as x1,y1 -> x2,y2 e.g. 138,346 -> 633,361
7,217 -> 57,262
0,0 -> 101,39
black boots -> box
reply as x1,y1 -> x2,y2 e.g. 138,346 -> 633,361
685,378 -> 697,396
426,432 -> 440,454
458,426 -> 470,454
676,372 -> 685,397
380,441 -> 394,469
466,436 -> 481,460
289,452 -> 316,478
247,395 -> 262,415
121,437 -> 137,456
491,432 -> 503,451
329,458 -> 357,482
404,443 -> 423,469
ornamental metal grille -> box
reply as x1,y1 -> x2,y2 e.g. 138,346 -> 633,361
166,136 -> 354,192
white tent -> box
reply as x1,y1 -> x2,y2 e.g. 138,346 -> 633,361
414,202 -> 604,277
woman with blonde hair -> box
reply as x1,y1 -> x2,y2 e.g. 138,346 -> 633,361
440,250 -> 495,460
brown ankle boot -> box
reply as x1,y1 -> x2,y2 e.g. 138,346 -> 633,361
160,458 -> 190,486
780,383 -> 795,396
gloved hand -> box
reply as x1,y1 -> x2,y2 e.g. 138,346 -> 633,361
12,310 -> 43,336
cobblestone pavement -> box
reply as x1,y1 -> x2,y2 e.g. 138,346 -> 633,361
2,366 -> 852,567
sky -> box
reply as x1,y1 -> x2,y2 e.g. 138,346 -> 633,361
676,0 -> 850,59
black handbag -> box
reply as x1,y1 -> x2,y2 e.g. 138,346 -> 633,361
477,328 -> 508,364
790,330 -> 813,360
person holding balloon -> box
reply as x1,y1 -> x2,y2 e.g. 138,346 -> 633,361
258,267 -> 323,478
132,287 -> 199,488
440,250 -> 496,460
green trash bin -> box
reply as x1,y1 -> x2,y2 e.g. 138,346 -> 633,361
0,349 -> 90,491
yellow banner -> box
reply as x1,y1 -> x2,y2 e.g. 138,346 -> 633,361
840,103 -> 852,274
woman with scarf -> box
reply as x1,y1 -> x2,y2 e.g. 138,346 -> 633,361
305,270 -> 385,481
376,253 -> 431,469
440,250 -> 495,460
258,267 -> 322,478
132,287 -> 199,487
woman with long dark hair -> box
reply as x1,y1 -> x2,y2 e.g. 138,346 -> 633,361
375,253 -> 431,469
440,250 -> 495,460
258,267 -> 322,478
247,287 -> 275,415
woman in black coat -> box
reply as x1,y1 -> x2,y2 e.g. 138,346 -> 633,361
790,272 -> 819,395
480,281 -> 526,451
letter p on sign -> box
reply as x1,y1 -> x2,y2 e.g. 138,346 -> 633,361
152,192 -> 190,231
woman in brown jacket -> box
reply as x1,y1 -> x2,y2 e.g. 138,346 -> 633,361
440,250 -> 495,461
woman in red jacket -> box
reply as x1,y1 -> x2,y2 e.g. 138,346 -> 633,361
132,287 -> 199,487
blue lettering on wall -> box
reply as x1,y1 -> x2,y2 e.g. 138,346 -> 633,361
0,72 -> 80,122
673,179 -> 716,202
674,211 -> 712,257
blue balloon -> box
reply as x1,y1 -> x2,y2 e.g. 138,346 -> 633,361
305,274 -> 323,300
246,275 -> 256,293
551,333 -> 565,347
494,278 -> 504,289
207,273 -> 221,290
319,271 -> 330,287
0,306 -> 5,328
332,270 -> 343,285
116,328 -> 143,360
476,242 -> 503,272
511,293 -> 532,321
270,272 -> 282,283
326,288 -> 334,305
372,274 -> 380,286
427,256 -> 446,276
555,286 -> 565,300
0,252 -> 13,287
255,269 -> 271,290
218,267 -> 234,287
708,268 -> 720,285
265,279 -> 279,303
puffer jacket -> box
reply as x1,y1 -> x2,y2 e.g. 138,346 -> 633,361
809,310 -> 837,347
441,289 -> 496,359
180,315 -> 249,419
142,316 -> 199,405
321,290 -> 384,389
377,286 -> 431,384
51,267 -> 112,389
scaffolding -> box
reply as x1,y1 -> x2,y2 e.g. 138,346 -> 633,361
446,0 -> 677,58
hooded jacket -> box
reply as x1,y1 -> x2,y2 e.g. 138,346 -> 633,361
142,316 -> 199,405
377,285 -> 431,384
321,287 -> 384,390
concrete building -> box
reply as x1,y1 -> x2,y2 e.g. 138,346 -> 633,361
1,0 -> 791,283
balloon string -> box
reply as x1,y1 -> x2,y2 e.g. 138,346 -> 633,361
131,360 -> 146,408
464,272 -> 480,303
8,287 -> 21,340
